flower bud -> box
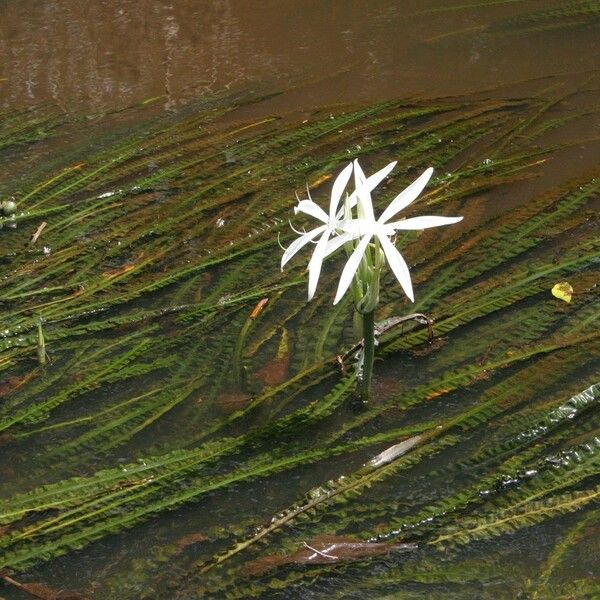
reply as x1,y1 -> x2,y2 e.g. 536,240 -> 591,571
1,200 -> 17,215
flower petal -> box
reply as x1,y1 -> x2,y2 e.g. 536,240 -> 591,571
333,234 -> 372,305
329,162 -> 353,220
307,230 -> 331,301
353,160 -> 375,222
342,160 -> 397,214
378,233 -> 414,302
365,160 -> 397,190
379,167 -> 434,224
281,225 -> 325,269
388,215 -> 463,230
294,199 -> 329,223
353,159 -> 367,186
323,231 -> 356,259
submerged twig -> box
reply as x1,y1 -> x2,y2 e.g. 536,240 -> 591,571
29,221 -> 47,246
338,312 -> 434,370
302,541 -> 338,560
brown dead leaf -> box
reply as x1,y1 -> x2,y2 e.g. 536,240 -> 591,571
174,532 -> 208,551
0,573 -> 90,600
426,388 -> 452,400
102,264 -> 136,279
250,297 -> 269,319
101,252 -> 145,280
253,354 -> 290,387
243,535 -> 415,576
0,372 -> 36,398
216,391 -> 252,414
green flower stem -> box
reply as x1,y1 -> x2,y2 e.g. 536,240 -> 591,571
360,309 -> 376,402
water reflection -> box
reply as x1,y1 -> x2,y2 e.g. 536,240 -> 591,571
1,0 -> 599,115
1,1 -> 247,113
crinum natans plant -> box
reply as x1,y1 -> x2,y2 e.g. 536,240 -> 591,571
282,159 -> 462,400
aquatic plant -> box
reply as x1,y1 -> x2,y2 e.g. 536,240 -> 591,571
283,160 -> 462,400
0,80 -> 598,599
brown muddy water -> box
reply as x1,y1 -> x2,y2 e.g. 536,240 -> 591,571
1,0 -> 599,209
1,0 -> 598,113
0,1 -> 599,599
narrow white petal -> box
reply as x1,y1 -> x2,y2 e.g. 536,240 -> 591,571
378,234 -> 414,302
365,160 -> 397,190
333,235 -> 372,305
329,162 -> 353,220
353,159 -> 367,185
281,226 -> 325,269
379,167 -> 434,224
388,215 -> 463,230
353,161 -> 375,223
294,200 -> 329,223
338,161 -> 397,217
307,231 -> 331,300
323,231 -> 356,258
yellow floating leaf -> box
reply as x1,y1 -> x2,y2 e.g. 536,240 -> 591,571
551,282 -> 573,303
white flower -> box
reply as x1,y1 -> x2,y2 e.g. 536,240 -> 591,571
281,162 -> 354,300
282,161 -> 401,300
333,160 -> 462,305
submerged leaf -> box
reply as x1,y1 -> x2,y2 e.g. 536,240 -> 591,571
253,354 -> 290,387
215,390 -> 252,414
243,535 -> 416,575
249,297 -> 269,319
0,574 -> 90,600
174,532 -> 208,551
367,436 -> 422,468
0,372 -> 36,397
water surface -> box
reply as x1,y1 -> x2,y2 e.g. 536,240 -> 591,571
0,2 -> 599,599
